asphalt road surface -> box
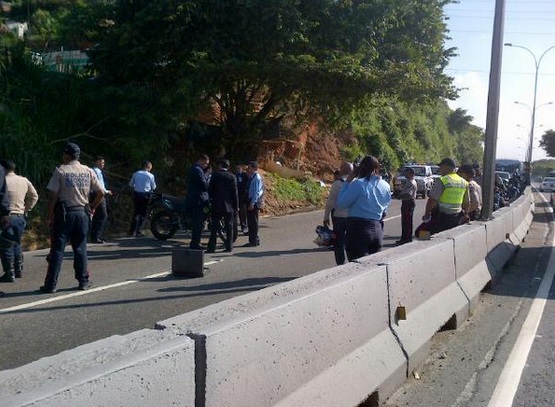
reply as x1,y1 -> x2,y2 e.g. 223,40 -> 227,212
0,198 -> 425,371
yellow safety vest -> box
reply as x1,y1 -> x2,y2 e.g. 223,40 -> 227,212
438,173 -> 468,214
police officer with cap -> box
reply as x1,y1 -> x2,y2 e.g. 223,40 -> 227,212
40,142 -> 104,293
420,158 -> 469,235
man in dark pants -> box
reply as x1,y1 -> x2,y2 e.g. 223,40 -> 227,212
186,154 -> 210,250
128,160 -> 156,237
244,161 -> 264,247
235,164 -> 248,235
396,167 -> 417,245
206,159 -> 238,253
0,159 -> 38,282
0,164 -> 9,297
90,156 -> 112,243
40,142 -> 104,293
323,162 -> 353,265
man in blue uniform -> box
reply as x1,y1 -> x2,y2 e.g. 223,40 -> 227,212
243,161 -> 264,247
186,154 -> 210,250
40,142 -> 104,293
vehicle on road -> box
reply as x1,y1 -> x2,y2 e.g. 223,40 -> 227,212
540,177 -> 555,192
495,171 -> 511,183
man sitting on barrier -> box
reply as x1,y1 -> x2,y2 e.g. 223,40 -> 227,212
416,158 -> 469,237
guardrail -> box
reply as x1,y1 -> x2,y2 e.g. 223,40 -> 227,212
0,190 -> 534,407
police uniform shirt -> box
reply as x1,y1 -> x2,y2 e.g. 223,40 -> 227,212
5,172 -> 39,214
428,173 -> 469,214
400,179 -> 417,200
47,160 -> 102,207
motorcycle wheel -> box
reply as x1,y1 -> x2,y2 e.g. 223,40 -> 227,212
150,210 -> 179,240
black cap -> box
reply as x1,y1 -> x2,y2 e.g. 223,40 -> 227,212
437,158 -> 456,168
63,142 -> 80,156
458,164 -> 475,178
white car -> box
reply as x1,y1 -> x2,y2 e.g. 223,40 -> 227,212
540,177 -> 555,192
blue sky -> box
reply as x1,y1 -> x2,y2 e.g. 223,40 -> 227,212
444,0 -> 555,161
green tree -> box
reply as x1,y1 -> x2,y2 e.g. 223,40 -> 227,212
539,129 -> 555,157
89,0 -> 456,157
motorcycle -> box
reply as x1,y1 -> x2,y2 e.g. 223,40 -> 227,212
148,193 -> 227,242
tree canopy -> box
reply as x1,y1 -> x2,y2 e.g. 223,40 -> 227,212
88,0 -> 457,156
539,129 -> 555,157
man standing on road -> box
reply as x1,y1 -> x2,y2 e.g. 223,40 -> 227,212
90,156 -> 112,243
323,162 -> 353,265
40,142 -> 104,293
0,164 -> 9,297
244,161 -> 264,247
235,164 -> 249,235
0,159 -> 38,282
396,167 -> 417,245
458,164 -> 482,221
128,160 -> 156,237
416,158 -> 469,237
186,154 -> 210,250
207,159 -> 238,253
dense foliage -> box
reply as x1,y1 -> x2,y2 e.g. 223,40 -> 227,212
539,129 -> 555,158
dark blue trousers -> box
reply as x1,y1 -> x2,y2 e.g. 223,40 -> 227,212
44,210 -> 89,290
345,218 -> 383,262
331,216 -> 348,265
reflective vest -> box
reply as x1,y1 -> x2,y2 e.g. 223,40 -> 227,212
438,173 -> 468,214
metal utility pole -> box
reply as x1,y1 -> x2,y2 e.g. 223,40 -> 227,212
481,0 -> 506,220
505,44 -> 555,183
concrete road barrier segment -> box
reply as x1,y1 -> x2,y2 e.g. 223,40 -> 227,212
357,239 -> 468,375
157,263 -> 406,407
435,223 -> 490,312
0,189 -> 534,407
0,329 -> 196,407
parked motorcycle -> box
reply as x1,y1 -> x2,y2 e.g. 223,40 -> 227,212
148,193 -> 227,242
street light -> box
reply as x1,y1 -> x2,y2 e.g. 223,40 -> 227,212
504,43 -> 555,170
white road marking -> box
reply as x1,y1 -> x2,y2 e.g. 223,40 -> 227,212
487,192 -> 555,407
0,260 -> 223,314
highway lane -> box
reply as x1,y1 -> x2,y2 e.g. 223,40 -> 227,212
0,198 -> 427,371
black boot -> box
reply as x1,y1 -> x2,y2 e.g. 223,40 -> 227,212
0,259 -> 14,282
14,254 -> 23,278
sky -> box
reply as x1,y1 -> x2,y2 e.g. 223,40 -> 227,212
444,0 -> 555,162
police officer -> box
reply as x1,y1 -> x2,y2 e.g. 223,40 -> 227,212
420,158 -> 469,236
0,159 -> 38,282
396,166 -> 417,245
39,142 -> 104,293
0,164 -> 9,297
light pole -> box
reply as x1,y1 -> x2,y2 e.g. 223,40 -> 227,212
504,43 -> 555,180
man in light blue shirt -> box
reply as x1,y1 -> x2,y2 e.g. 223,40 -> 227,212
90,156 -> 112,243
128,160 -> 156,237
243,161 -> 264,247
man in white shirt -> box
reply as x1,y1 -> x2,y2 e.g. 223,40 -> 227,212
0,159 -> 38,282
90,156 -> 112,243
323,162 -> 353,265
128,160 -> 156,237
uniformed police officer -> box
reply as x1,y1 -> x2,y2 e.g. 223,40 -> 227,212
419,158 -> 469,236
39,142 -> 104,293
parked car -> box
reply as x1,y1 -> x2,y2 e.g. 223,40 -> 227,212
395,164 -> 434,198
540,177 -> 555,192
